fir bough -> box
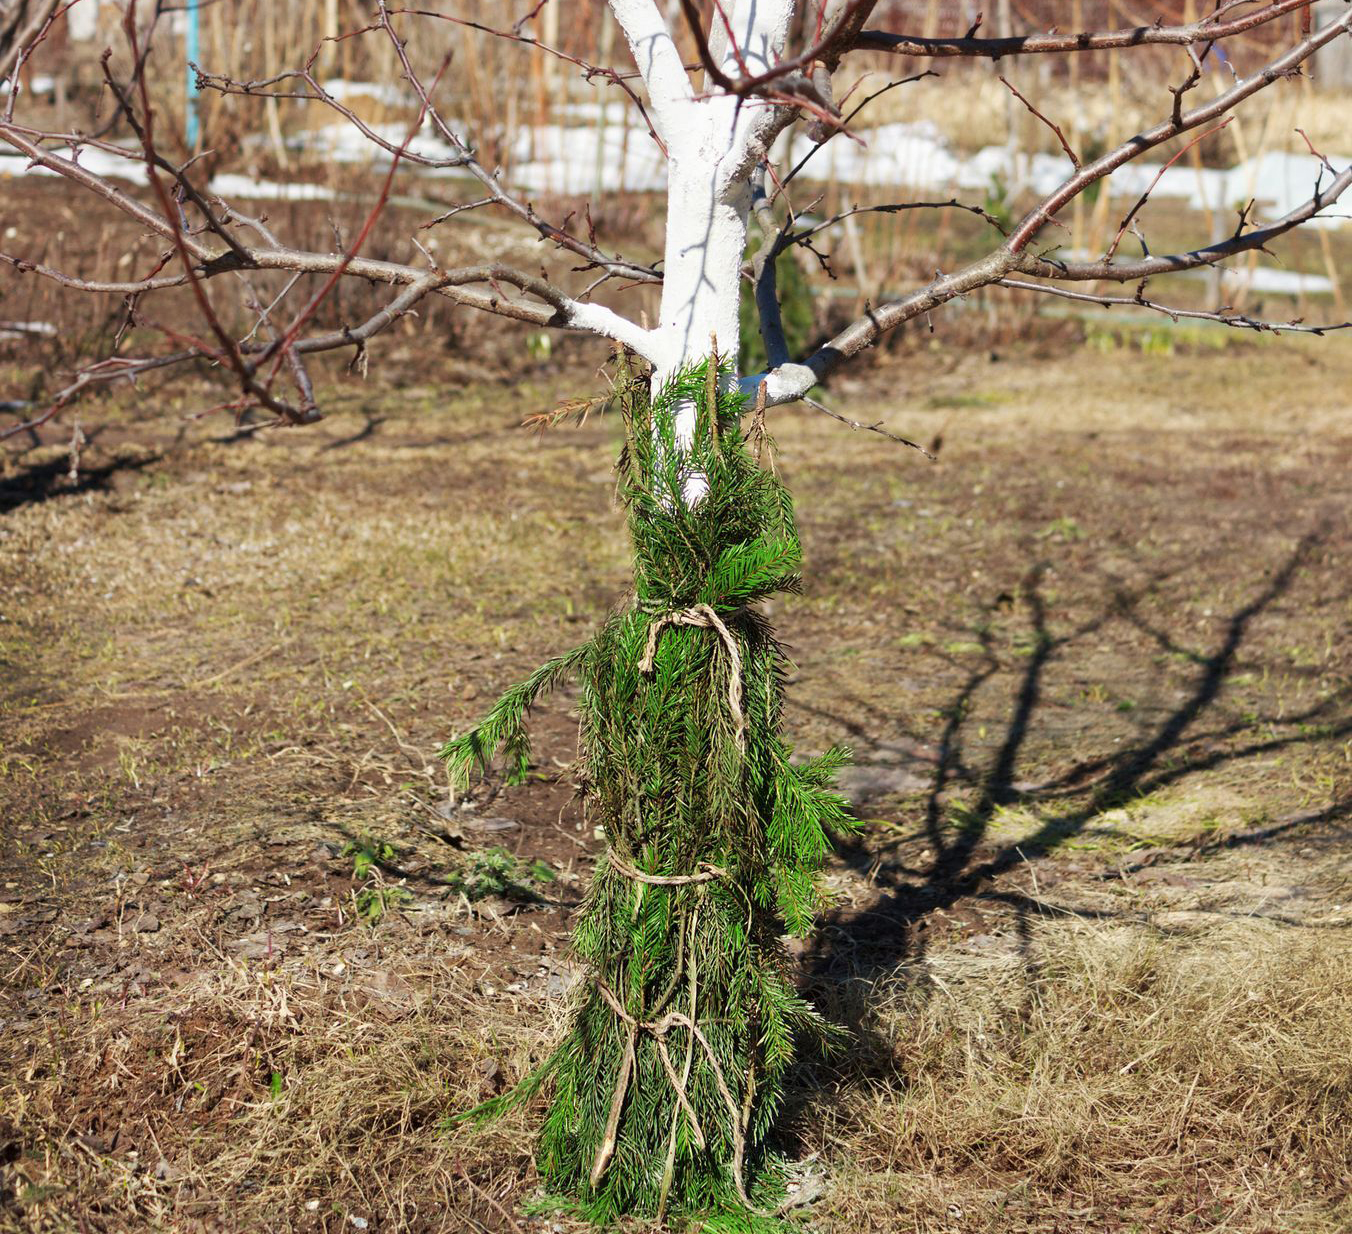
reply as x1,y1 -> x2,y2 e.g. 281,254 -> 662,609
442,357 -> 855,1225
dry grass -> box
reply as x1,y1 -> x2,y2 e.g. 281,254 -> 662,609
2,338 -> 1350,1232
811,917 -> 1352,1232
1,933 -> 552,1231
7,909 -> 1349,1231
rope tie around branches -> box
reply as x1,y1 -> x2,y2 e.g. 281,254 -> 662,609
638,603 -> 746,751
442,358 -> 857,1222
590,977 -> 759,1212
606,850 -> 726,886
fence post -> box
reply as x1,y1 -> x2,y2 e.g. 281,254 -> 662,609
185,0 -> 200,150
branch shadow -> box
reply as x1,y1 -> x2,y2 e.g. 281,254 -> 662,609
777,523 -> 1349,1139
0,429 -> 162,514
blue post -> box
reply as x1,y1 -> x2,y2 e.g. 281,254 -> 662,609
185,0 -> 200,150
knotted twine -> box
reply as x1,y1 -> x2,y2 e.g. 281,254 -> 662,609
607,849 -> 725,886
637,602 -> 745,752
587,975 -> 762,1208
585,603 -> 757,1205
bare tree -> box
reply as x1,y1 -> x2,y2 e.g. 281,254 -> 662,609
2,1 -> 1348,439
2,0 -> 1349,1222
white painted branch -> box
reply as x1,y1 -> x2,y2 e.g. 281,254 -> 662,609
607,0 -> 693,142
563,300 -> 665,364
739,363 -> 819,407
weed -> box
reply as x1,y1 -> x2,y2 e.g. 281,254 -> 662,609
342,835 -> 412,924
1035,516 -> 1084,542
449,847 -> 555,902
341,835 -> 397,881
353,883 -> 413,924
180,862 -> 210,897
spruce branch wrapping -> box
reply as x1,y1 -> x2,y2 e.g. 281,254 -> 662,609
441,355 -> 856,1224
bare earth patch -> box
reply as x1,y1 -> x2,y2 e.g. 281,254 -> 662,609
1,336 -> 1349,1232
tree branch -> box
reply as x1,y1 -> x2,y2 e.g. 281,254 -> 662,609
684,0 -> 875,102
1005,10 -> 1352,254
1019,165 -> 1352,284
607,0 -> 694,142
0,0 -> 60,92
996,277 -> 1352,336
749,168 -> 790,369
372,2 -> 659,285
752,7 -> 1352,406
854,0 -> 1321,59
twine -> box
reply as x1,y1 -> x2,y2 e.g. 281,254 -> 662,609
590,590 -> 759,1205
638,603 -> 745,751
590,977 -> 758,1212
607,849 -> 726,886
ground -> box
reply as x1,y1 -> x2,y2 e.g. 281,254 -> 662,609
1,331 -> 1350,1233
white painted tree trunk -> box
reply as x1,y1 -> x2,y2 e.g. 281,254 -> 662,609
652,151 -> 751,503
609,0 -> 795,502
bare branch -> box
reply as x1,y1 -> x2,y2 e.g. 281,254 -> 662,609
1019,161 -> 1352,283
0,0 -> 60,97
854,0 -> 1321,59
998,75 -> 1079,169
682,0 -> 876,102
996,277 -> 1352,336
777,70 -> 935,194
2,350 -> 195,442
0,122 -> 212,258
0,7 -> 665,407
1,251 -> 188,294
754,8 -> 1352,406
802,394 -> 934,457
1005,13 -> 1352,254
193,10 -> 662,283
780,198 -> 1009,248
386,6 -> 670,157
373,2 -> 658,284
119,1 -> 315,424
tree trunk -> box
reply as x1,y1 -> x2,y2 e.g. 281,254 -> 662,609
649,154 -> 751,504
445,354 -> 853,1223
441,2 -> 849,1221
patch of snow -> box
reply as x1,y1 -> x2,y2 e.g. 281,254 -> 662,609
0,74 -> 55,96
207,173 -> 337,201
0,320 -> 57,339
509,119 -> 667,194
795,125 -> 1350,232
3,100 -> 1346,241
319,79 -> 412,108
5,143 -> 148,184
794,119 -> 963,190
295,117 -> 468,171
1220,267 -> 1335,296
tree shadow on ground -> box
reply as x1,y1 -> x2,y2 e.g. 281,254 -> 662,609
0,429 -> 162,513
788,523 -> 1350,1113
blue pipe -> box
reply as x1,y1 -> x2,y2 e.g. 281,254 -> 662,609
185,0 -> 200,150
